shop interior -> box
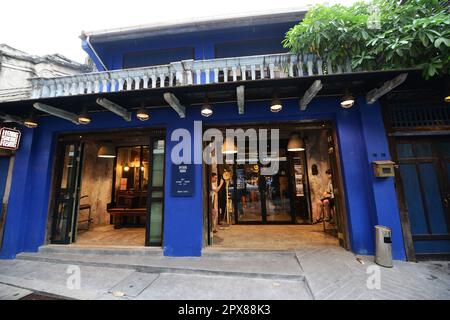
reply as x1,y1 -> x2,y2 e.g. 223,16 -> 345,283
50,130 -> 165,247
206,124 -> 341,250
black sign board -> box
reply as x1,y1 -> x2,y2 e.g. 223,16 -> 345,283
171,163 -> 195,197
0,128 -> 21,151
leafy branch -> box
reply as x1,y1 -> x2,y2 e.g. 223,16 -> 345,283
282,0 -> 450,79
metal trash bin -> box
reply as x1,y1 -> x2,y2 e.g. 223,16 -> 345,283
375,225 -> 393,268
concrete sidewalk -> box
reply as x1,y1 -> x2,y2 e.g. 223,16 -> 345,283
0,245 -> 448,300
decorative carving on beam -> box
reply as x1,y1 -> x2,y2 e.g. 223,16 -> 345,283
96,98 -> 131,121
33,102 -> 79,124
299,80 -> 323,111
0,113 -> 23,125
237,85 -> 245,115
366,73 -> 408,105
163,92 -> 186,118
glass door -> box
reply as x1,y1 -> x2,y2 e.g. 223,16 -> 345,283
146,138 -> 165,246
51,142 -> 83,244
263,151 -> 294,223
235,162 -> 264,223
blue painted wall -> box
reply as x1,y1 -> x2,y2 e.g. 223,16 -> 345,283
0,157 -> 9,203
84,23 -> 290,70
0,96 -> 406,259
0,20 -> 407,260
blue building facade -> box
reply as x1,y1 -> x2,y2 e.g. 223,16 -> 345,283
3,10 -> 447,262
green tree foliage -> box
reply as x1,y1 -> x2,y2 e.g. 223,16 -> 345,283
283,0 -> 450,78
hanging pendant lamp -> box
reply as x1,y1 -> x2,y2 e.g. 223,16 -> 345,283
287,134 -> 305,152
222,137 -> 237,154
97,142 -> 116,158
201,99 -> 213,117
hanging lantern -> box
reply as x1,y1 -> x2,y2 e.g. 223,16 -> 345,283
340,94 -> 355,108
24,111 -> 38,128
201,99 -> 213,117
136,108 -> 150,121
77,107 -> 91,125
270,98 -> 283,112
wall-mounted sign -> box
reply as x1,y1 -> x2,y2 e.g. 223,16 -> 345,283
0,128 -> 21,151
171,163 -> 195,197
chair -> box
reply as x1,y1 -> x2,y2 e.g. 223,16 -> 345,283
78,195 -> 93,230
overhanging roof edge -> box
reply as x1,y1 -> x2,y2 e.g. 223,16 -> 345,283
81,8 -> 307,43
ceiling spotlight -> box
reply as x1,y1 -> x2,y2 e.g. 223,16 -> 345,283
445,95 -> 450,103
340,94 -> 355,108
136,108 -> 150,121
24,111 -> 38,128
77,107 -> 91,125
201,99 -> 213,117
287,134 -> 305,152
270,98 -> 283,113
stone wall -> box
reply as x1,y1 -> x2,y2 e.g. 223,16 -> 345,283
0,44 -> 90,102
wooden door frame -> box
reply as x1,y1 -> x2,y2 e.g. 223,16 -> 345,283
327,126 -> 351,250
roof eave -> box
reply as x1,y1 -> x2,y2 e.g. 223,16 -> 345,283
81,8 -> 307,44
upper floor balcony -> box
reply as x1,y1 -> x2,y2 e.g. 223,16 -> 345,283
30,53 -> 353,100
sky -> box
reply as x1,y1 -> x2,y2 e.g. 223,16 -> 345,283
0,0 -> 358,63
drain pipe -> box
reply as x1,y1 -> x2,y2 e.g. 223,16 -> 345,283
81,32 -> 108,71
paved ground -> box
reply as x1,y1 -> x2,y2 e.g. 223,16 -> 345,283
0,245 -> 449,300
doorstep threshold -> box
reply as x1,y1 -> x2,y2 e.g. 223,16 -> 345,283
202,247 -> 297,258
38,244 -> 163,257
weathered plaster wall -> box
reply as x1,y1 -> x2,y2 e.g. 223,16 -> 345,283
79,142 -> 114,226
305,130 -> 331,223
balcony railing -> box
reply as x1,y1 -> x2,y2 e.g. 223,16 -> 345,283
30,53 -> 353,99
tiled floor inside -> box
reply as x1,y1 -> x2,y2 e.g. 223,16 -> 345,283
74,223 -> 339,250
211,224 -> 339,250
75,224 -> 146,246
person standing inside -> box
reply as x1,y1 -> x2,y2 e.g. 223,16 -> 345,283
217,172 -> 227,225
318,169 -> 335,222
210,173 -> 224,233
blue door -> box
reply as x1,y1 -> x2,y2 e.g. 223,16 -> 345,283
396,138 -> 450,258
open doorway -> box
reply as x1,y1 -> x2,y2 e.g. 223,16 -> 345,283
205,122 -> 347,250
48,129 -> 165,247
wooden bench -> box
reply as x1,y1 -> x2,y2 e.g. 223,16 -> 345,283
107,207 -> 147,229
